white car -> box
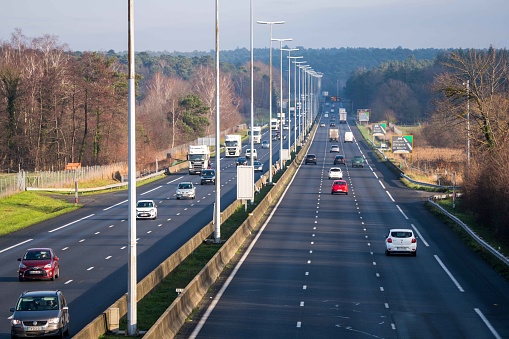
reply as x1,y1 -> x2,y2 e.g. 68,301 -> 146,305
385,229 -> 417,256
176,181 -> 196,200
136,200 -> 157,219
245,148 -> 258,160
261,140 -> 269,149
328,167 -> 343,179
330,145 -> 340,153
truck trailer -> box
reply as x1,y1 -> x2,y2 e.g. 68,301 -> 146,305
329,128 -> 339,142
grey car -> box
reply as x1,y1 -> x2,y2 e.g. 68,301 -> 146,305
10,290 -> 70,338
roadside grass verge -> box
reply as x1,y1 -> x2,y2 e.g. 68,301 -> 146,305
0,191 -> 81,236
427,198 -> 509,280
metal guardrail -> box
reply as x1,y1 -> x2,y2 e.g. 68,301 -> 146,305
360,125 -> 507,267
427,198 -> 509,267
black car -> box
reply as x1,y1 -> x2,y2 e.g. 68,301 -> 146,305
10,290 -> 70,338
333,154 -> 346,165
200,169 -> 216,185
236,157 -> 248,166
305,154 -> 317,165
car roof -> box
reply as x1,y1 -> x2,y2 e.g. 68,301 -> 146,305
333,180 -> 347,184
180,181 -> 192,184
137,199 -> 154,203
329,167 -> 342,170
21,290 -> 60,297
389,228 -> 413,233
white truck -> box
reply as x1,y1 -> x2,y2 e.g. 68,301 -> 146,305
224,134 -> 242,157
329,128 -> 339,142
344,131 -> 354,142
251,126 -> 262,144
339,108 -> 347,124
270,118 -> 279,131
187,145 -> 211,174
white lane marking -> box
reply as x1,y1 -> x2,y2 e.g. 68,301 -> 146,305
49,214 -> 95,233
79,239 -> 85,243
0,239 -> 33,254
303,285 -> 307,290
104,200 -> 128,211
396,205 -> 409,219
474,308 -> 502,339
434,255 -> 464,292
297,322 -> 302,328
166,176 -> 184,184
141,185 -> 162,195
65,280 -> 73,284
105,256 -> 112,260
411,224 -> 429,247
386,191 -> 395,202
373,172 -> 379,179
300,301 -> 304,306
384,303 -> 389,308
62,247 -> 69,251
121,246 -> 126,250
379,180 -> 385,189
95,232 -> 100,235
87,267 -> 94,271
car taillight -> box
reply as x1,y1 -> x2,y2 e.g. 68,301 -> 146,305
387,238 -> 392,243
411,238 -> 416,243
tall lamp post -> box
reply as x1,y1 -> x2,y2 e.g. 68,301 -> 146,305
294,61 -> 306,145
257,20 -> 284,184
291,59 -> 305,148
298,64 -> 309,143
283,50 -> 300,151
272,38 -> 292,170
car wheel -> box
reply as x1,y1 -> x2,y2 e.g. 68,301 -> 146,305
55,267 -> 60,279
51,270 -> 56,281
412,251 -> 417,257
177,197 -> 180,200
19,276 -> 23,282
64,323 -> 70,337
385,250 -> 390,256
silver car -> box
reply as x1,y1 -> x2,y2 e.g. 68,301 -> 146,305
176,181 -> 196,200
10,290 -> 70,338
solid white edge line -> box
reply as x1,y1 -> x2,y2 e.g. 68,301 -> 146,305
434,255 -> 465,292
48,214 -> 95,233
474,308 -> 502,339
0,238 -> 33,254
189,134 -> 312,339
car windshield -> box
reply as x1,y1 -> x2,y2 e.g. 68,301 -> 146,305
16,296 -> 58,311
330,168 -> 341,172
334,181 -> 346,185
23,250 -> 50,260
179,183 -> 192,189
202,170 -> 214,176
137,201 -> 153,208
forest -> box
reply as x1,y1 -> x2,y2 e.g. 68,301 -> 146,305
1,30 -> 508,242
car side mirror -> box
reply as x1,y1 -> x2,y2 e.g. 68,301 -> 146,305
17,257 -> 21,261
10,307 -> 15,312
54,256 -> 59,261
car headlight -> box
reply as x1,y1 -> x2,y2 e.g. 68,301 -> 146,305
11,319 -> 22,325
19,263 -> 27,269
47,317 -> 60,325
44,263 -> 52,268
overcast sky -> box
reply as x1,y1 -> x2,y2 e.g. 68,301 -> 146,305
2,0 -> 508,52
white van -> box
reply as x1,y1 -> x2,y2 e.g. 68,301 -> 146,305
344,131 -> 354,143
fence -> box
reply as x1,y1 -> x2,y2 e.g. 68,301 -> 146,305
0,124 -> 248,199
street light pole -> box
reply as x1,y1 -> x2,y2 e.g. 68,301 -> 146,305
272,38 -> 292,170
257,20 -> 284,183
283,50 -> 300,152
465,80 -> 470,166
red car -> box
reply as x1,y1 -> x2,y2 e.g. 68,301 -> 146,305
18,248 -> 60,281
331,180 -> 348,195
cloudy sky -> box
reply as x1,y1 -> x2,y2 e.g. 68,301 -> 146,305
2,0 -> 508,52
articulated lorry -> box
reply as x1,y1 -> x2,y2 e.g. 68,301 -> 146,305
224,134 -> 242,157
329,128 -> 339,142
187,145 -> 211,174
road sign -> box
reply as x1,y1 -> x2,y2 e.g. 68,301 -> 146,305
392,135 -> 413,153
372,123 -> 386,136
357,109 -> 370,122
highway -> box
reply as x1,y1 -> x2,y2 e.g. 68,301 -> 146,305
0,127 -> 293,338
189,113 -> 509,338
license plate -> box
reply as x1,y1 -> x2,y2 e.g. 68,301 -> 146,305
25,326 -> 44,331
29,271 -> 42,275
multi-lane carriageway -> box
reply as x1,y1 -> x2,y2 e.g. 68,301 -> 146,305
186,119 -> 509,338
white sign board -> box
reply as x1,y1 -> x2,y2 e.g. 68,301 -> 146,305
237,166 -> 254,200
